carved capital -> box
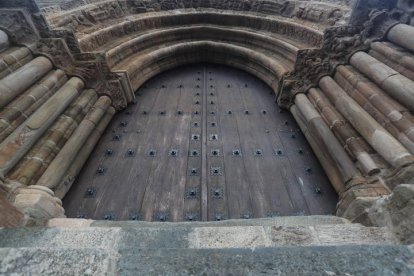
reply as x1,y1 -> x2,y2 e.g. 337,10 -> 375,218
277,49 -> 331,109
31,38 -> 75,69
361,9 -> 400,41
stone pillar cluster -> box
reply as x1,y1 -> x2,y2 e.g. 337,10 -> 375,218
290,22 -> 414,221
0,30 -> 114,225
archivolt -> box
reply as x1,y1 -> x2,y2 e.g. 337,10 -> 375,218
75,10 -> 322,95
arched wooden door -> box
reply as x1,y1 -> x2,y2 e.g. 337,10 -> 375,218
63,64 -> 337,221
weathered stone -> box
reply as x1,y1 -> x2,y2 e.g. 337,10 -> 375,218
0,57 -> 53,108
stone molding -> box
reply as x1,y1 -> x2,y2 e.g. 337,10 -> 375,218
0,1 -> 132,110
277,25 -> 367,109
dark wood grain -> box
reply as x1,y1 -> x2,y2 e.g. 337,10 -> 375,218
63,64 -> 337,221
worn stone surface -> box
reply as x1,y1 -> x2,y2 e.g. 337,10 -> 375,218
366,184 -> 414,244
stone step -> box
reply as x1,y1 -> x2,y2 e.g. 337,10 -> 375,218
0,220 -> 396,250
51,215 -> 351,228
1,245 -> 413,275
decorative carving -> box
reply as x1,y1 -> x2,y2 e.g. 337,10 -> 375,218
278,24 -> 368,109
32,38 -> 75,69
349,0 -> 397,27
361,9 -> 400,41
323,25 -> 367,65
0,9 -> 39,46
278,49 -> 331,109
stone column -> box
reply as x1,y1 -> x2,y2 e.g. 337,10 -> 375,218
0,77 -> 84,178
0,30 -> 8,51
0,56 -> 53,108
37,96 -> 112,190
0,47 -> 33,79
334,65 -> 414,153
307,88 -> 380,176
55,106 -> 116,199
319,76 -> 413,169
0,69 -> 68,142
291,94 -> 362,194
7,89 -> 98,186
350,51 -> 414,112
387,24 -> 414,53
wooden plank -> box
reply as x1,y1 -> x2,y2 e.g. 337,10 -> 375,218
63,63 -> 337,221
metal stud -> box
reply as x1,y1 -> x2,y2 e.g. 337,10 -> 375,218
291,133 -> 296,139
211,149 -> 220,156
210,101 -> 214,105
211,187 -> 224,199
214,213 -> 225,221
210,122 -> 216,127
96,166 -> 106,175
275,149 -> 283,156
241,212 -> 252,219
113,134 -> 121,141
244,110 -> 249,115
266,211 -> 281,217
191,134 -> 200,141
155,212 -> 169,222
177,110 -> 183,115
196,92 -> 200,96
120,121 -> 128,127
245,84 -> 248,87
284,121 -> 289,126
103,213 -> 114,220
197,78 -> 200,81
105,149 -> 113,156
262,110 -> 267,115
186,187 -> 199,198
190,149 -> 200,157
178,84 -> 183,88
194,111 -> 200,115
210,85 -> 214,88
210,166 -> 222,176
228,110 -> 232,115
298,148 -> 304,154
254,149 -> 263,156
142,111 -> 148,115
193,122 -> 199,127
169,149 -> 179,157
188,168 -> 199,176
196,85 -> 200,88
129,213 -> 141,221
84,188 -> 96,198
195,101 -> 200,105
210,111 -> 215,115
210,92 -> 214,96
209,134 -> 218,141
160,111 -> 166,115
210,78 -> 213,81
315,187 -> 322,194
227,84 -> 231,88
305,167 -> 312,174
185,213 -> 199,221
126,148 -> 136,157
232,149 -> 241,156
148,149 -> 157,157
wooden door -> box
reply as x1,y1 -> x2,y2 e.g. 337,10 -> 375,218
63,64 -> 337,221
